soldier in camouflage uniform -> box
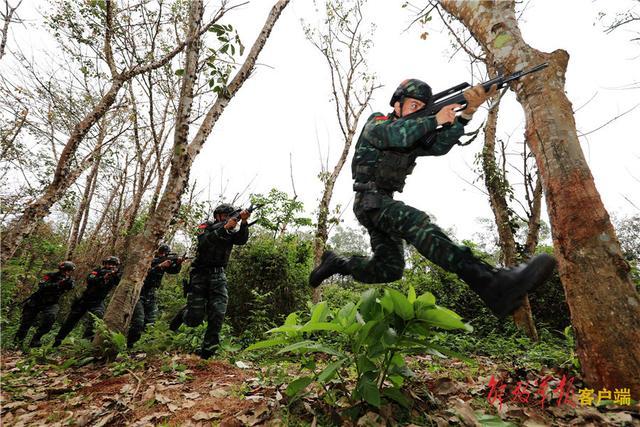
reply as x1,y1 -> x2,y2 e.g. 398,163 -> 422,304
126,244 -> 184,348
170,203 -> 251,359
53,256 -> 122,346
14,261 -> 76,348
310,79 -> 556,318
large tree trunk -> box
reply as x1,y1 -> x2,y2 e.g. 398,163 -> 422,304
481,90 -> 538,340
99,0 -> 291,344
440,0 -> 640,397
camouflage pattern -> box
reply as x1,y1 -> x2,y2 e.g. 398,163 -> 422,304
127,255 -> 182,346
127,288 -> 159,346
176,218 -> 249,356
389,78 -> 433,107
54,266 -> 121,344
14,302 -> 61,347
14,270 -> 74,347
183,270 -> 228,355
347,109 -> 474,283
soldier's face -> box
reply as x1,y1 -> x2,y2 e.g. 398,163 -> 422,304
215,213 -> 229,222
104,262 -> 118,270
395,97 -> 426,117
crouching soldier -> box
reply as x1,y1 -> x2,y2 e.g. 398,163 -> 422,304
127,244 -> 184,348
14,261 -> 76,348
53,256 -> 121,346
170,203 -> 251,359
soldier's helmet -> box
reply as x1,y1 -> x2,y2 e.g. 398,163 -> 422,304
103,256 -> 121,266
214,203 -> 235,216
58,261 -> 76,271
158,243 -> 171,254
389,79 -> 432,107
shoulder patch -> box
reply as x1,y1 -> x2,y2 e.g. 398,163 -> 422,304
198,223 -> 208,229
43,275 -> 50,281
374,115 -> 388,121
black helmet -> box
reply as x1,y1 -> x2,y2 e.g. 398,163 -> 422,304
103,256 -> 121,266
58,261 -> 76,271
389,78 -> 432,107
214,203 -> 235,216
158,243 -> 171,253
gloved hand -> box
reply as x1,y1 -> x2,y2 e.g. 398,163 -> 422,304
462,83 -> 498,115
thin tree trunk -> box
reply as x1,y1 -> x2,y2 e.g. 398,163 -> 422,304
99,1 -> 291,346
441,0 -> 640,398
65,125 -> 105,259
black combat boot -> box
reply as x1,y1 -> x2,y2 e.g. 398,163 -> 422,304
459,254 -> 557,318
309,251 -> 351,288
169,307 -> 186,332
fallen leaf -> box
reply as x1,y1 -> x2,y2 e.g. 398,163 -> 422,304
182,400 -> 196,409
142,385 -> 156,401
1,401 -> 26,412
183,391 -> 201,399
210,389 -> 229,398
155,393 -> 172,404
236,404 -> 270,426
120,384 -> 133,394
235,361 -> 251,369
167,403 -> 180,413
193,411 -> 222,421
357,411 -> 385,426
26,404 -> 37,411
433,378 -> 462,396
451,398 -> 480,427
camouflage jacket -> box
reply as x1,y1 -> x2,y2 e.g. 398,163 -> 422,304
142,256 -> 182,291
27,271 -> 75,306
82,267 -> 122,302
191,221 -> 249,271
351,111 -> 465,193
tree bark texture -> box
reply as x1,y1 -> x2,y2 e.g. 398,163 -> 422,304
99,0 -> 291,341
440,0 -> 640,397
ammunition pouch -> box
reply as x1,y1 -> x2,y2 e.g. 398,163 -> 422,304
374,151 -> 416,192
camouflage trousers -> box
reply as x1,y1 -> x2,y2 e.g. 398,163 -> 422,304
14,302 -> 59,346
55,298 -> 106,343
127,288 -> 159,347
183,269 -> 228,355
348,191 -> 474,283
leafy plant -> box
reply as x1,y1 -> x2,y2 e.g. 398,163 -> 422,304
247,286 -> 472,410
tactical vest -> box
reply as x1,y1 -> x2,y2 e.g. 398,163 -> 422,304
354,149 -> 417,193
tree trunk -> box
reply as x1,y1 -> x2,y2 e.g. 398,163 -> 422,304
440,0 -> 640,398
98,0 -> 291,345
481,90 -> 538,340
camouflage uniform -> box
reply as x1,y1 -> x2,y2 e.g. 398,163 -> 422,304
14,271 -> 74,347
127,255 -> 182,347
54,267 -> 121,344
175,216 -> 249,357
345,106 -> 477,282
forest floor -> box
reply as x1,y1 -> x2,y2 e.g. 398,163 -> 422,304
1,349 -> 639,427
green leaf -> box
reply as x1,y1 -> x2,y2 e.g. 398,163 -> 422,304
267,325 -> 300,334
317,358 -> 347,383
407,285 -> 416,304
382,327 -> 398,347
277,341 -> 343,357
299,322 -> 343,333
416,291 -> 436,307
174,68 -> 185,76
357,355 -> 377,373
284,312 -> 298,326
245,337 -> 288,351
382,387 -> 411,408
476,412 -> 517,427
310,301 -> 329,323
337,302 -> 357,327
285,376 -> 313,397
358,377 -> 381,408
379,292 -> 394,313
359,289 -> 378,319
417,306 -> 471,331
387,289 -> 414,320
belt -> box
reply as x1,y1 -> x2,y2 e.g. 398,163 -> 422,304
191,266 -> 225,274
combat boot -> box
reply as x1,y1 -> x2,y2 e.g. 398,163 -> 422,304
459,254 -> 557,318
309,251 -> 351,288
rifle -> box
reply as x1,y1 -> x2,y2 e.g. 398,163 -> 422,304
206,203 -> 264,231
425,62 -> 548,116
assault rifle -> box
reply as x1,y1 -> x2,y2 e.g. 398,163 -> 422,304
206,203 -> 264,231
425,62 -> 548,116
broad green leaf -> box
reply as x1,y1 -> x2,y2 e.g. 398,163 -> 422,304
417,306 -> 471,331
267,325 -> 300,334
358,376 -> 381,408
359,289 -> 378,320
416,292 -> 436,307
407,285 -> 416,304
245,337 -> 288,351
382,387 -> 411,408
285,376 -> 313,397
387,289 -> 414,320
284,312 -> 298,326
310,301 -> 329,323
382,327 -> 398,347
356,355 -> 377,373
278,341 -> 343,357
379,292 -> 394,313
317,358 -> 347,383
299,322 -> 343,333
388,374 -> 405,388
337,302 -> 357,327
174,68 -> 184,76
